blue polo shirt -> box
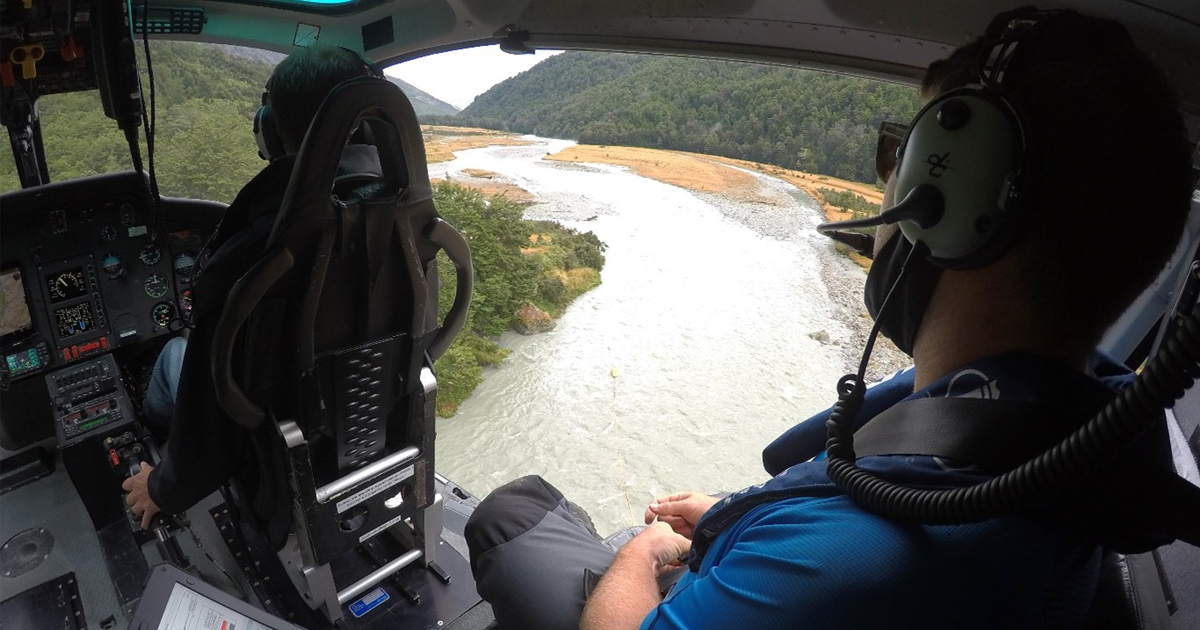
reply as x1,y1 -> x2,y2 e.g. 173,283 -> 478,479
640,352 -> 1133,629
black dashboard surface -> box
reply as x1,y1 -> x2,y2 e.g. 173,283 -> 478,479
0,172 -> 223,446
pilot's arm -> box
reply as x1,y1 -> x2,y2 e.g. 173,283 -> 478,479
124,312 -> 252,527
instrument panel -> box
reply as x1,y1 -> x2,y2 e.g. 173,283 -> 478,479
0,172 -> 221,382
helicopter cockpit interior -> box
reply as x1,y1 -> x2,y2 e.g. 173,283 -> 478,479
2,1 -> 1199,629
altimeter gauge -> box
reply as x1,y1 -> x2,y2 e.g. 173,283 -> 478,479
143,273 -> 169,298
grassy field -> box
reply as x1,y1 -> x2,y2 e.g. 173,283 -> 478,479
545,143 -> 882,222
544,144 -> 776,205
422,125 -> 534,164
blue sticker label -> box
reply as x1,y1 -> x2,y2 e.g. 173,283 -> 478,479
349,587 -> 389,618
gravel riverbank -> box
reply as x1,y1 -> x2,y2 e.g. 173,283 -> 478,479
694,167 -> 911,384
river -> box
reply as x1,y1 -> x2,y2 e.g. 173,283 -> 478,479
430,138 -> 892,536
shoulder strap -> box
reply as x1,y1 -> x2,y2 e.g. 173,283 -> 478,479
853,397 -> 1071,472
853,396 -> 1200,550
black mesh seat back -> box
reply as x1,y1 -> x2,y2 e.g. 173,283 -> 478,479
268,76 -> 439,364
239,77 -> 442,482
211,76 -> 473,560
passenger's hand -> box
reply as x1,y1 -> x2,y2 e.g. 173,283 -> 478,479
121,462 -> 161,529
644,492 -> 720,540
624,521 -> 692,575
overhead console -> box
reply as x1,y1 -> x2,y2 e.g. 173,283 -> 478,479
0,172 -> 221,384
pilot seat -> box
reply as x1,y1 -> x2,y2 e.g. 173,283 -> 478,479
209,76 -> 473,625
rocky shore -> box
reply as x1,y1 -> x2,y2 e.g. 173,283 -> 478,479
694,169 -> 910,383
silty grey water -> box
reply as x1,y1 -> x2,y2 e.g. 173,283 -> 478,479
431,138 -> 880,536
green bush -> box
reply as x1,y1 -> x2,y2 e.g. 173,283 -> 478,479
818,187 -> 879,219
462,333 -> 510,366
429,182 -> 606,415
433,182 -> 540,336
433,337 -> 483,416
537,274 -> 567,304
569,240 -> 607,271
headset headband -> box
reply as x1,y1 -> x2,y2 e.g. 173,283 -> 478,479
882,9 -> 1072,268
978,8 -> 1065,90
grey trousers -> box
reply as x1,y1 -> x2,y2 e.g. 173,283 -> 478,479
465,475 -> 681,630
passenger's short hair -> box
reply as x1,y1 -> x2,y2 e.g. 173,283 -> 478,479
923,11 -> 1193,348
268,44 -> 376,147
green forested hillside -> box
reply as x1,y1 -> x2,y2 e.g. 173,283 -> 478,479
445,52 -> 923,184
1,41 -> 272,199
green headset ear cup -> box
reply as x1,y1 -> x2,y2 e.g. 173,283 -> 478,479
893,88 -> 1024,268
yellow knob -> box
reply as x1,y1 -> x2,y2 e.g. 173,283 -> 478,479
10,44 -> 45,80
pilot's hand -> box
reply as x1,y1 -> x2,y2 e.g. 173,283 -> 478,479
121,462 -> 161,529
645,492 -> 720,540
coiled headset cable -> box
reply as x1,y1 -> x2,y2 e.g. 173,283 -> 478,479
825,240 -> 1200,532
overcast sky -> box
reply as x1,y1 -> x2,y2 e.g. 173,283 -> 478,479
385,46 -> 563,110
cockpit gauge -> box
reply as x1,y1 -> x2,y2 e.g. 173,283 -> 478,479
47,269 -> 87,303
173,252 -> 196,278
151,302 -> 174,328
99,225 -> 118,242
143,273 -> 169,299
99,253 -> 125,278
139,243 -> 162,266
120,203 -> 137,226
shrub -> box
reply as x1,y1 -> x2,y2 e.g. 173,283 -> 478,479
433,337 -> 483,416
537,274 -> 567,304
817,187 -> 879,220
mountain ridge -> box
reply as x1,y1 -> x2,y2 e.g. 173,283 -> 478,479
445,52 -> 921,183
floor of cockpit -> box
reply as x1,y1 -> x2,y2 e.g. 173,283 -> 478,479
0,449 -> 254,627
0,446 -> 496,629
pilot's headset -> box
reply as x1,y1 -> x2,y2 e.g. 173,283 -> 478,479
253,46 -> 385,161
887,8 -> 1066,270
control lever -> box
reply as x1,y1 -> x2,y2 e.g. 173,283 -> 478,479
105,432 -> 193,570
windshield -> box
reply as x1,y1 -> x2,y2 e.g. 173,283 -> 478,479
1,42 -> 272,202
2,41 -> 920,536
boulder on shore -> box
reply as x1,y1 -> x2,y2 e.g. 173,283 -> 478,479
514,303 -> 556,335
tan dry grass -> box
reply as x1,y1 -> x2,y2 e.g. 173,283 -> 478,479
431,177 -> 536,204
422,126 -> 534,164
696,154 -> 883,222
545,145 -> 777,205
562,267 -> 598,291
422,125 -> 512,137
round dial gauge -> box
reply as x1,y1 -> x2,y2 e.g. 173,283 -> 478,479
174,252 -> 196,277
143,273 -> 169,298
151,302 -> 174,328
99,225 -> 118,242
139,243 -> 162,266
48,269 -> 86,302
99,253 -> 124,278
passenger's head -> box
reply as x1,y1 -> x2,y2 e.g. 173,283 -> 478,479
266,44 -> 379,153
913,10 -> 1192,352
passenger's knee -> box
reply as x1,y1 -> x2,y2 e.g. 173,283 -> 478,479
466,475 -> 565,573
